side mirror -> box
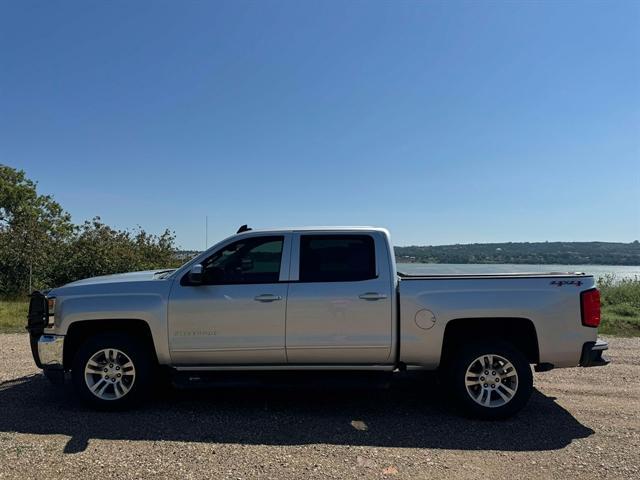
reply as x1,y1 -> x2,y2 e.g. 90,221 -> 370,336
188,264 -> 203,284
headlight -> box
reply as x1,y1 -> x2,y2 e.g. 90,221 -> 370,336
46,297 -> 56,327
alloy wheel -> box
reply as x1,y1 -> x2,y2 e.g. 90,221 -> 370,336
464,354 -> 519,408
84,348 -> 136,400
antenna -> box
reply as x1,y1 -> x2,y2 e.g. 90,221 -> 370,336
236,224 -> 252,234
205,216 -> 208,248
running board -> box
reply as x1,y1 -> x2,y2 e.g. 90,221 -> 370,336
173,364 -> 395,372
170,370 -> 395,390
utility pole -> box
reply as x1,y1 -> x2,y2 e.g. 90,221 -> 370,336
27,216 -> 33,293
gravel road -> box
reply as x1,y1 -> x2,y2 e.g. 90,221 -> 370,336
0,334 -> 638,479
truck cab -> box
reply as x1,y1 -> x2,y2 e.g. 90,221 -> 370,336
170,228 -> 396,366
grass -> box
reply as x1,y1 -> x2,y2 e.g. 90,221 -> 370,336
598,275 -> 640,337
1,276 -> 639,336
0,299 -> 28,334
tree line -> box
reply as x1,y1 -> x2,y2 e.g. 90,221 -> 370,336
395,241 -> 640,266
0,165 -> 180,297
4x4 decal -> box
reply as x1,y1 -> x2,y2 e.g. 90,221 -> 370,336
550,280 -> 583,287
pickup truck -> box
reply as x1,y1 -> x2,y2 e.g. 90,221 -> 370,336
27,226 -> 609,418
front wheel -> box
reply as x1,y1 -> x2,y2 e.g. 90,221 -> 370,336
72,333 -> 153,410
446,341 -> 533,419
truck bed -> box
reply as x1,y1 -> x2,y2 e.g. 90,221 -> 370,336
396,271 -> 596,369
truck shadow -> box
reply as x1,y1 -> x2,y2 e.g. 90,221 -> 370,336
0,373 -> 593,454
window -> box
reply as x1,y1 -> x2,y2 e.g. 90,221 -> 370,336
200,236 -> 284,285
299,235 -> 376,282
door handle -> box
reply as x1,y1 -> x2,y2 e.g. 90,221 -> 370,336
358,292 -> 387,301
254,294 -> 282,302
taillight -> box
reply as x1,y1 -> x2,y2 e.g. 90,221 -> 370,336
581,288 -> 601,328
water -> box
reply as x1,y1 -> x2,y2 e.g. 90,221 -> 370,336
396,263 -> 640,280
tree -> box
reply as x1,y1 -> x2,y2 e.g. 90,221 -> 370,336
0,165 -> 74,296
1,164 -> 181,297
52,218 -> 180,287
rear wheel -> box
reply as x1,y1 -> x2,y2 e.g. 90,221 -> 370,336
446,341 -> 533,419
72,333 -> 153,410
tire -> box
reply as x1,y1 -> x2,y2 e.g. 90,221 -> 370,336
446,340 -> 533,420
72,332 -> 153,410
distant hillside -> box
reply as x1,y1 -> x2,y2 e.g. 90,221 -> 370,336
395,241 -> 640,265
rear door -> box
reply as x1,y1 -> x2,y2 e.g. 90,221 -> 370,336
285,232 -> 393,363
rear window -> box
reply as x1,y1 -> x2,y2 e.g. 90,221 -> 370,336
299,235 -> 376,282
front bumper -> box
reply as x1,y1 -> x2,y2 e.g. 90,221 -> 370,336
580,339 -> 609,367
31,334 -> 65,369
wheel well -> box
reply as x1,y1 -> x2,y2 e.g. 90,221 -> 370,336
63,319 -> 157,370
441,317 -> 540,365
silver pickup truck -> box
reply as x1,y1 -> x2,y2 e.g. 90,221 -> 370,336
27,226 -> 609,418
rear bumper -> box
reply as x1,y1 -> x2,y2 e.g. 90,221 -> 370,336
580,339 -> 609,367
30,334 -> 65,369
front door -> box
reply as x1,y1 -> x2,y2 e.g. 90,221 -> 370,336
285,233 -> 393,364
168,234 -> 290,365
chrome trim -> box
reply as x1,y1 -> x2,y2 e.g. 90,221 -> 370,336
592,339 -> 609,351
358,292 -> 388,301
37,335 -> 64,367
253,294 -> 283,302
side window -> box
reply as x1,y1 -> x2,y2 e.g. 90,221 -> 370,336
200,236 -> 284,285
299,235 -> 376,282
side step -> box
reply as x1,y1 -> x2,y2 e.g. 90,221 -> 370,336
170,370 -> 395,390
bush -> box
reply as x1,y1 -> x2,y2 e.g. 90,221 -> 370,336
598,274 -> 640,307
598,275 -> 640,336
51,218 -> 181,288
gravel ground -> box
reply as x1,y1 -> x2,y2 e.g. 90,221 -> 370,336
0,334 -> 638,480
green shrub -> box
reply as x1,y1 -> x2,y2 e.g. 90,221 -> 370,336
598,276 -> 640,336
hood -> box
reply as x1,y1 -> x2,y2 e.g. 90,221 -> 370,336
62,270 -> 172,287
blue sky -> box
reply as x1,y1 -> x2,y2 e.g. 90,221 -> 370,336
1,1 -> 638,249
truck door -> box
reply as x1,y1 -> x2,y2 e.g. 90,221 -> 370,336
285,232 -> 393,364
168,234 -> 291,365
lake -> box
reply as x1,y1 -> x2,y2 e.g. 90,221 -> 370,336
396,263 -> 640,280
